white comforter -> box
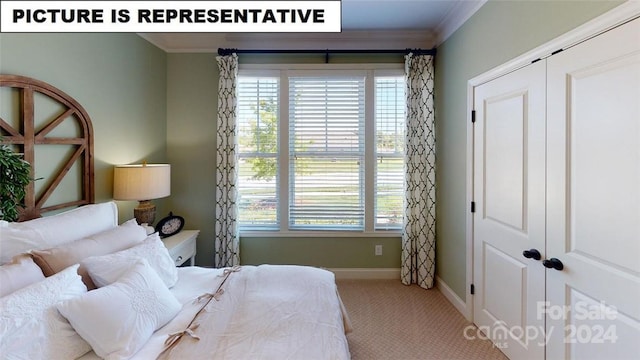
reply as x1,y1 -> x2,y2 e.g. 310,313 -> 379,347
79,265 -> 351,360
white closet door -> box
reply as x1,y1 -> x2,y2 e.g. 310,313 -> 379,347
546,18 -> 640,360
473,60 -> 546,360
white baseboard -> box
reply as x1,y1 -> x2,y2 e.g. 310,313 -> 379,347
436,276 -> 471,320
329,268 -> 401,280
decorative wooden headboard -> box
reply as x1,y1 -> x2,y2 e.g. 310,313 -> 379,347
0,74 -> 94,220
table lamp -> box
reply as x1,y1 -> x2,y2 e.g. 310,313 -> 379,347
113,163 -> 170,225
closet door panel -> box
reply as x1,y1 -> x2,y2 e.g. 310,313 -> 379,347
546,17 -> 640,360
473,60 -> 546,360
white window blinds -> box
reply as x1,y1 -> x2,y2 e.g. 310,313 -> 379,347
237,77 -> 279,229
288,76 -> 366,230
375,76 -> 405,230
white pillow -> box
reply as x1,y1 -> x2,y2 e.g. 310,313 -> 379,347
0,264 -> 91,360
0,202 -> 118,264
30,218 -> 148,289
57,259 -> 182,360
0,254 -> 45,297
83,232 -> 178,288
0,220 -> 42,264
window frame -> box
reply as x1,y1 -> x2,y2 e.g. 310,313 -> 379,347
238,64 -> 404,237
236,72 -> 281,230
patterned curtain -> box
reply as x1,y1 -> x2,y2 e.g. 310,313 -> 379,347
401,53 -> 436,289
215,53 -> 240,267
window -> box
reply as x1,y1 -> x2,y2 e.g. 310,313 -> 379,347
375,76 -> 405,229
289,76 -> 365,230
237,66 -> 405,234
237,76 -> 279,228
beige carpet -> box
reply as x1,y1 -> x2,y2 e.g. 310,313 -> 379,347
336,279 -> 508,360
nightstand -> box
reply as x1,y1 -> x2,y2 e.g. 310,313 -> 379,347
161,230 -> 198,266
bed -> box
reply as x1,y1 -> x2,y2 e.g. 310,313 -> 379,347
0,75 -> 352,359
0,203 -> 352,360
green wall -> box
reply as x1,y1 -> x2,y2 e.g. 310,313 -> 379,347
240,237 -> 401,268
0,33 -> 168,223
166,53 -> 402,268
434,0 -> 623,299
166,53 -> 218,267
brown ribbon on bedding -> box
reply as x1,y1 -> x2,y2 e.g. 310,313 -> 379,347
196,287 -> 225,303
156,266 -> 242,360
164,324 -> 201,347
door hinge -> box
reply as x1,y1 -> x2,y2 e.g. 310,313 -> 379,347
471,201 -> 476,213
471,110 -> 476,123
470,284 -> 475,295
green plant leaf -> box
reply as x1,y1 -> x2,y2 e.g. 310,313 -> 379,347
0,139 -> 33,221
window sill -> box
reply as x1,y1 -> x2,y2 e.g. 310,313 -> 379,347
240,230 -> 402,238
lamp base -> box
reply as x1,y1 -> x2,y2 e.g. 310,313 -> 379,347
134,200 -> 156,226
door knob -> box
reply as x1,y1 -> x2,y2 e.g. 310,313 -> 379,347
522,249 -> 541,260
542,258 -> 564,271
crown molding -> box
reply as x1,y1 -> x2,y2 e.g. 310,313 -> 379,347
139,30 -> 436,53
434,0 -> 487,45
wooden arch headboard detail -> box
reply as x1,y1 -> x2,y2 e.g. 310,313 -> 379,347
0,74 -> 94,221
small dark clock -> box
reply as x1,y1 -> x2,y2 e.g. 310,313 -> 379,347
155,212 -> 185,238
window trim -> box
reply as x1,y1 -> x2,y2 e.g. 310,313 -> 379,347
240,230 -> 402,238
238,63 -> 405,237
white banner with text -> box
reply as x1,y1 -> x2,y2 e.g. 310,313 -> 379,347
0,1 -> 342,32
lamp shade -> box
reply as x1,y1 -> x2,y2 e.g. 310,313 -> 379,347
113,164 -> 171,201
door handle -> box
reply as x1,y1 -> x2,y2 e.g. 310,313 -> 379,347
542,257 -> 564,271
522,249 -> 541,260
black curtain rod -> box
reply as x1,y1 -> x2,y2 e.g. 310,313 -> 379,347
217,48 -> 436,56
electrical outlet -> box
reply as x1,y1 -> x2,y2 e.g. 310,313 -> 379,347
375,245 -> 383,256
